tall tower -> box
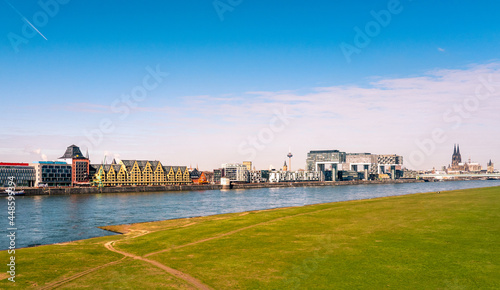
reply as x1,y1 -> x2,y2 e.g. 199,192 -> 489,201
287,148 -> 293,172
452,144 -> 462,167
487,160 -> 494,173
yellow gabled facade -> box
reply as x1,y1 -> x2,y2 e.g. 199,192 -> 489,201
141,161 -> 153,185
129,161 -> 142,185
117,165 -> 128,185
92,160 -> 192,187
183,167 -> 191,183
153,162 -> 165,185
106,165 -> 117,186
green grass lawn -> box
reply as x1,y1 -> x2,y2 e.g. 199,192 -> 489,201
1,186 -> 499,289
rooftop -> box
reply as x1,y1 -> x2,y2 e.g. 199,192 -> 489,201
59,145 -> 85,159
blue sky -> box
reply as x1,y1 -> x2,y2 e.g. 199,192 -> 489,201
1,0 -> 499,170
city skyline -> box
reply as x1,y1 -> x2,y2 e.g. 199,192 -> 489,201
1,1 -> 499,170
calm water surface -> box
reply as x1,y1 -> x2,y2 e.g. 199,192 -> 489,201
1,180 -> 499,250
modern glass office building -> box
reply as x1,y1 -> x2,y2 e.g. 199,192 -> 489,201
30,161 -> 72,187
0,163 -> 36,187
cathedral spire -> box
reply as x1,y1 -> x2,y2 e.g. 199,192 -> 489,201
453,144 -> 456,155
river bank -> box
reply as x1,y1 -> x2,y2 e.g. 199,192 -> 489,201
15,179 -> 424,196
2,180 -> 498,250
1,186 -> 498,289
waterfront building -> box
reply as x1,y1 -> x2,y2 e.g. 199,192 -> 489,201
213,169 -> 223,184
307,149 -> 403,180
466,161 -> 482,173
243,161 -> 252,171
345,153 -> 378,180
338,170 -> 360,181
59,145 -> 90,186
248,170 -> 269,183
222,163 -> 248,182
446,145 -> 483,174
487,160 -> 495,173
92,160 -> 191,186
31,161 -> 72,187
190,168 -> 208,184
402,169 -> 419,179
0,163 -> 36,187
294,170 -> 321,182
203,171 -> 214,184
377,154 -> 403,179
306,150 -> 347,181
268,170 -> 321,183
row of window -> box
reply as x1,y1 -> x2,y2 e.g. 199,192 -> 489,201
42,169 -> 71,174
0,172 -> 35,177
42,178 -> 71,182
0,169 -> 34,172
42,174 -> 71,178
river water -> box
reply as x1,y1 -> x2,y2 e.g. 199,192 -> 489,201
1,180 -> 499,250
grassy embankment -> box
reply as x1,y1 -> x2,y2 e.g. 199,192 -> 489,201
0,186 -> 498,289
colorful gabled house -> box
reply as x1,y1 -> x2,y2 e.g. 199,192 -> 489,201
190,168 -> 208,184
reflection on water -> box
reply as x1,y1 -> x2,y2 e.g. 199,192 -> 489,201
1,180 -> 499,250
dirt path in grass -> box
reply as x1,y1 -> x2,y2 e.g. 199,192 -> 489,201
38,230 -> 210,290
104,240 -> 212,290
144,206 -> 334,257
38,257 -> 127,290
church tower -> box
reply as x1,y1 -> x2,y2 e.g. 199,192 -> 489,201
487,160 -> 494,173
452,144 -> 462,167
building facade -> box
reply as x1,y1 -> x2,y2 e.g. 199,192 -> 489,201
213,169 -> 223,184
268,170 -> 321,183
31,161 -> 72,187
447,144 -> 483,174
345,153 -> 378,180
306,150 -> 347,181
307,149 -> 403,180
243,161 -> 252,171
221,163 -> 248,182
59,144 -> 90,186
248,170 -> 269,183
190,168 -> 208,184
377,154 -> 403,178
0,163 -> 36,187
92,160 -> 191,187
487,160 -> 495,173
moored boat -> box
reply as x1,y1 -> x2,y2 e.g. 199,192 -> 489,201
2,190 -> 25,196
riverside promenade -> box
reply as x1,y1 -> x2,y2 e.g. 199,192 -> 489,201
18,179 -> 424,196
